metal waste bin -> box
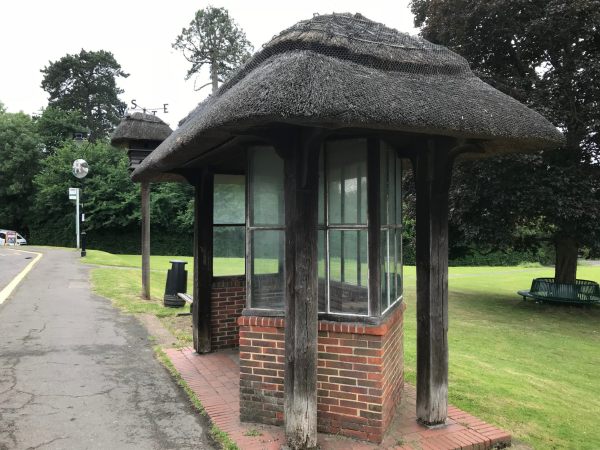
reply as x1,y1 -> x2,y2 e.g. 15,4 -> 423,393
164,260 -> 188,307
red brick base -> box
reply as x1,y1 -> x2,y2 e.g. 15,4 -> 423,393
167,346 -> 512,450
211,276 -> 245,350
238,304 -> 406,443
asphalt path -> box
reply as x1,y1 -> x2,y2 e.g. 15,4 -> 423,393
0,248 -> 33,292
0,247 -> 215,450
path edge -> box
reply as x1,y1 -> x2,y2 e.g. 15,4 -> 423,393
0,248 -> 43,304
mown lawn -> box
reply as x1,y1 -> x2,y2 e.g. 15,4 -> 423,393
86,250 -> 600,449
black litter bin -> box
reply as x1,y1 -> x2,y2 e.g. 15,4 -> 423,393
164,260 -> 188,307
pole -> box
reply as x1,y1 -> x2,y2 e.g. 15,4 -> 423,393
141,182 -> 151,300
76,188 -> 80,249
80,182 -> 86,257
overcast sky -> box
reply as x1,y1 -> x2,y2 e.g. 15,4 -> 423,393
0,1 -> 417,128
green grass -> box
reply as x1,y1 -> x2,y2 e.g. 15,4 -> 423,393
85,249 -> 245,276
86,250 -> 600,449
402,264 -> 600,450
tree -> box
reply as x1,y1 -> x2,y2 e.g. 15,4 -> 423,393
35,106 -> 86,154
41,49 -> 128,141
30,141 -> 139,245
173,6 -> 253,93
0,108 -> 43,234
411,0 -> 600,282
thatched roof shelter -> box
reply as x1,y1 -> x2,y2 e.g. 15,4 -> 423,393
124,13 -> 565,447
133,12 -> 563,182
111,112 -> 172,147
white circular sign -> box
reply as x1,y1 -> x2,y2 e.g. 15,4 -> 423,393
72,159 -> 89,179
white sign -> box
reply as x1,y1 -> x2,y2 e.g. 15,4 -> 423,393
68,187 -> 79,200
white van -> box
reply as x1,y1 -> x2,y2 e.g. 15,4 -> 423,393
0,230 -> 27,246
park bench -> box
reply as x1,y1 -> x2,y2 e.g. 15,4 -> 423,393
518,278 -> 600,305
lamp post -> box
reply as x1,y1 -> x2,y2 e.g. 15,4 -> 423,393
72,159 -> 89,257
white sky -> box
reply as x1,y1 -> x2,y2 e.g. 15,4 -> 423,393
0,1 -> 417,128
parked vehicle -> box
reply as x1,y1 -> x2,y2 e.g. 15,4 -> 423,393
0,230 -> 27,246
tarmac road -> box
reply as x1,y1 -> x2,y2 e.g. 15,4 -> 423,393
0,248 -> 32,292
0,247 -> 215,450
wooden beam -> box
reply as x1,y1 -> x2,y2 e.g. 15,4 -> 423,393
282,128 -> 320,450
367,138 -> 381,317
415,138 -> 454,425
140,181 -> 151,300
193,169 -> 214,354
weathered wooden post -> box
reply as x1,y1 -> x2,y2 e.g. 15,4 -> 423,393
110,113 -> 172,300
282,128 -> 320,449
140,181 -> 151,299
414,138 -> 453,425
193,169 -> 214,353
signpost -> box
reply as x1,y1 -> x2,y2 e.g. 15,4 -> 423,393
72,159 -> 89,257
68,187 -> 80,248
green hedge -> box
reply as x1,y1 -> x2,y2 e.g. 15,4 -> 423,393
29,225 -> 194,256
403,240 -> 555,267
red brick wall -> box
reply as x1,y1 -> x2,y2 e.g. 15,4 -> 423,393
211,276 -> 246,350
237,303 -> 405,443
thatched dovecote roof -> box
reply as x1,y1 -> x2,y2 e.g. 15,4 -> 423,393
111,112 -> 172,147
132,13 -> 564,182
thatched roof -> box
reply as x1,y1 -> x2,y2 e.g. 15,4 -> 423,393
132,13 -> 564,182
111,112 -> 172,147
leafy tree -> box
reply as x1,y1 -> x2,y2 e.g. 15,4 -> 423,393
35,106 -> 87,154
411,0 -> 600,282
173,6 -> 253,93
30,140 -> 139,244
40,49 -> 128,141
0,108 -> 43,234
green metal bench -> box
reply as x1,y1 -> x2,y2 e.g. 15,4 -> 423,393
518,278 -> 600,305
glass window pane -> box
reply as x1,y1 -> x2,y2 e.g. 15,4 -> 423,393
380,229 -> 390,312
213,226 -> 245,275
395,227 -> 403,301
318,230 -> 327,313
390,229 -> 397,303
329,230 -> 368,315
249,146 -> 284,226
214,174 -> 245,224
319,149 -> 325,225
380,147 -> 389,225
388,152 -> 396,227
396,156 -> 402,225
326,139 -> 367,225
251,230 -> 284,309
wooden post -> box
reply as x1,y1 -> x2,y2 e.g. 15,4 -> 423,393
193,169 -> 214,354
367,138 -> 381,317
282,128 -> 320,449
415,138 -> 453,425
141,181 -> 151,300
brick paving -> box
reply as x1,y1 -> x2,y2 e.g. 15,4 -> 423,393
165,347 -> 511,450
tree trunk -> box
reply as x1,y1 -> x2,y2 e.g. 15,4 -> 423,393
211,61 -> 219,94
555,236 -> 578,283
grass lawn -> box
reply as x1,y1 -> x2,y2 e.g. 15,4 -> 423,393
85,250 -> 600,449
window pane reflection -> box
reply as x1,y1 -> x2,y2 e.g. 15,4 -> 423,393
329,230 -> 368,315
249,147 -> 284,226
326,140 -> 367,225
251,230 -> 284,309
